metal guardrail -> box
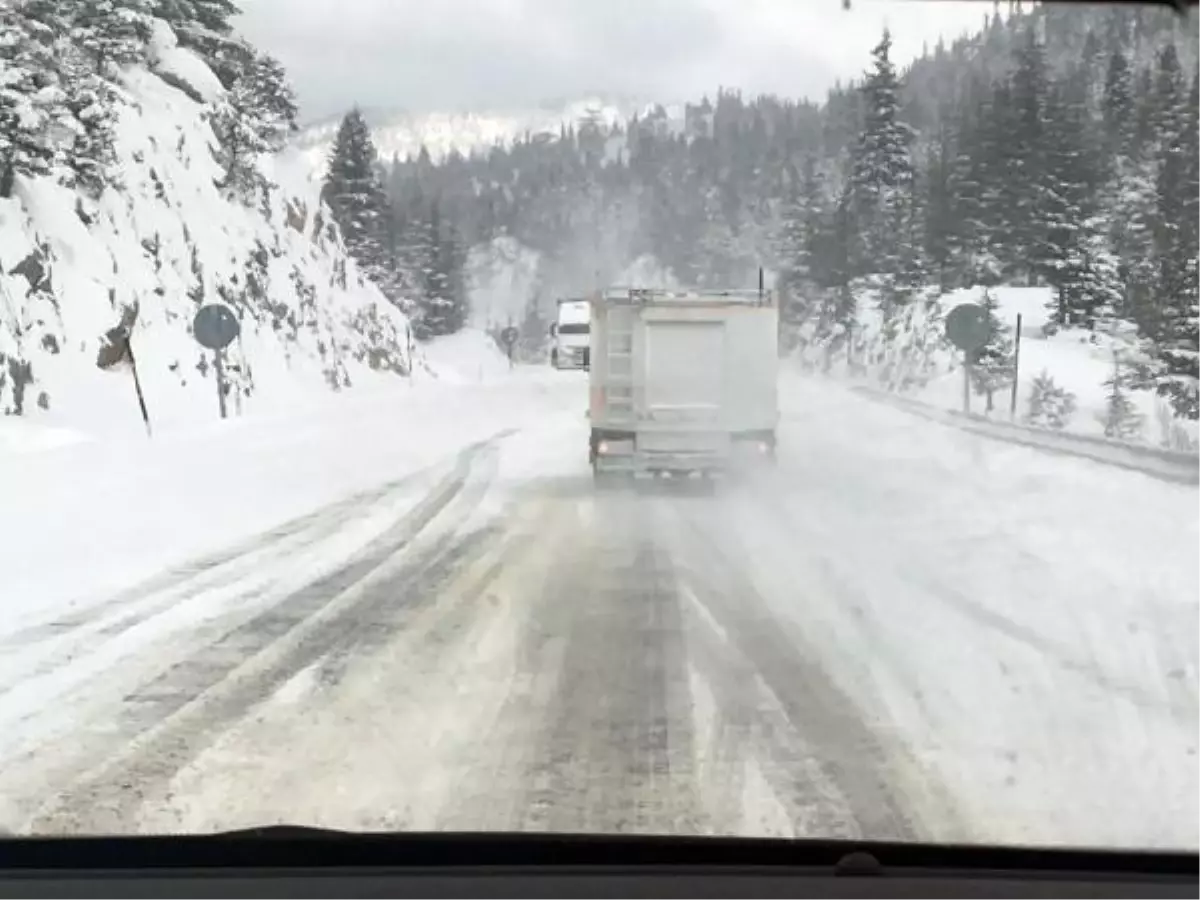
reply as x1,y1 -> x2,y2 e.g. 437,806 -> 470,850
850,384 -> 1199,486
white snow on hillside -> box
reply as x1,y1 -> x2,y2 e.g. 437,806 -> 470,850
413,329 -> 513,385
922,287 -> 1198,449
790,283 -> 1197,450
0,29 -> 416,440
292,97 -> 685,179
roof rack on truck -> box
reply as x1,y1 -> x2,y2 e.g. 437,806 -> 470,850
592,287 -> 775,307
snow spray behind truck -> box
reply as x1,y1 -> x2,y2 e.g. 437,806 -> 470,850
587,284 -> 779,482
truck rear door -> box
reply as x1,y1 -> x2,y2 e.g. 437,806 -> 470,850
642,319 -> 725,426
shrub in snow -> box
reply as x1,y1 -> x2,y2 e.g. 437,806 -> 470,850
1155,400 -> 1198,452
1025,370 -> 1077,430
1098,350 -> 1144,441
970,287 -> 1016,411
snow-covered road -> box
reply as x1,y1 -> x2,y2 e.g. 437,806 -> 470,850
1,370 -> 1195,849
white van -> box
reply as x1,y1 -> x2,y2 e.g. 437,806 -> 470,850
550,298 -> 590,370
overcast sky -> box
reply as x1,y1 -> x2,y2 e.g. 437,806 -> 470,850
235,0 -> 996,123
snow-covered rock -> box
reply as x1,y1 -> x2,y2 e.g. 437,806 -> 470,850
147,18 -> 224,104
0,42 -> 412,439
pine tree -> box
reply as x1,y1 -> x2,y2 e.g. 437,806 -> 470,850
1025,370 -> 1077,429
70,0 -> 153,74
1144,46 -> 1198,419
1100,350 -> 1144,439
323,108 -> 393,298
58,43 -> 119,197
1102,46 -> 1135,161
1007,25 -> 1050,279
971,288 -> 1015,411
211,60 -> 273,201
1042,78 -> 1102,325
397,194 -> 436,306
0,6 -> 58,196
923,119 -> 958,291
850,29 -> 915,281
414,199 -> 467,338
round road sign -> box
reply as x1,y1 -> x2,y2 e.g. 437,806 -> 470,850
500,326 -> 519,346
193,303 -> 240,351
945,302 -> 990,352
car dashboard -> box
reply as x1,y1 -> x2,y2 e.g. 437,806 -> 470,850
0,830 -> 1195,898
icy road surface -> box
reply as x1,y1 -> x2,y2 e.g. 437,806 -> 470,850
0,372 -> 1196,848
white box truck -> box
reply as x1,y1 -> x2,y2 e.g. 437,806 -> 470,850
588,286 -> 779,481
550,298 -> 590,370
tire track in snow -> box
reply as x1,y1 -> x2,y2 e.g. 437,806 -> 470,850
1,482 -> 400,647
677,580 -> 860,839
498,490 -> 706,836
671,510 -> 921,842
19,439 -> 509,834
0,476 -> 422,704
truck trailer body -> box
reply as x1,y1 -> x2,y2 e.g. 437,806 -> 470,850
588,287 -> 779,479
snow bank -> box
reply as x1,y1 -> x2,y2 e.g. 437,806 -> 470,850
416,329 -> 514,385
0,42 -> 412,439
0,373 -> 577,629
797,283 -> 1196,450
915,287 -> 1195,447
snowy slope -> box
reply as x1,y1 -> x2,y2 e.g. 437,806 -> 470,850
293,97 -> 685,178
917,287 -> 1198,449
792,283 -> 1197,450
0,26 -> 413,440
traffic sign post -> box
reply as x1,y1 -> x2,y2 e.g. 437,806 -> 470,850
96,302 -> 152,436
500,325 -> 518,368
945,302 -> 990,416
1010,313 -> 1023,420
193,303 -> 241,420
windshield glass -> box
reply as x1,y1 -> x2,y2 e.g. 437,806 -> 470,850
0,0 -> 1196,853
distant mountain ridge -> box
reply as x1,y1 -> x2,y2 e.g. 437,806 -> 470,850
293,95 -> 685,178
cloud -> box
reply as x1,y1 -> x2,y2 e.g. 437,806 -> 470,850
233,0 -> 994,121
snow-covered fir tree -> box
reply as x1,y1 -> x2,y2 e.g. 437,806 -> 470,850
1100,350 -> 1144,439
1026,370 -> 1078,429
971,288 -> 1016,412
322,108 -> 393,299
70,0 -> 154,74
849,30 -> 916,283
0,1 -> 66,195
211,50 -> 297,201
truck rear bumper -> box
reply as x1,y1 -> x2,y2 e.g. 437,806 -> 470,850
591,428 -> 773,474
